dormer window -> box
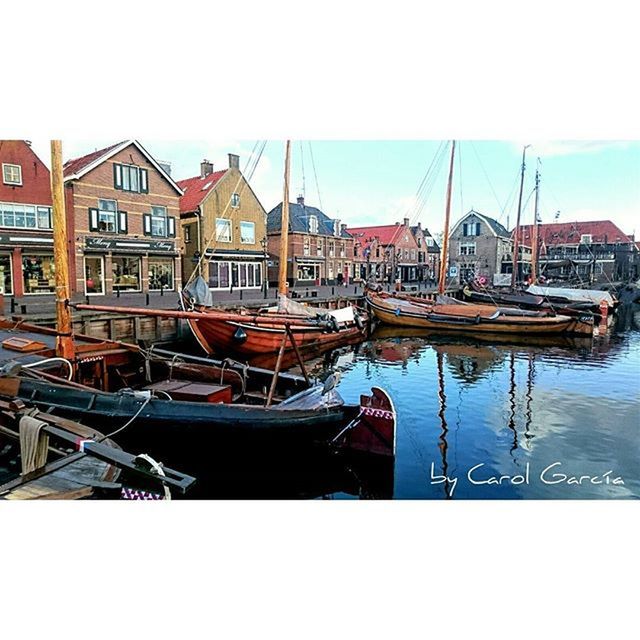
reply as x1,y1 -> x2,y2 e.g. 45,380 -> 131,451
2,164 -> 22,186
309,215 -> 318,234
580,234 -> 592,244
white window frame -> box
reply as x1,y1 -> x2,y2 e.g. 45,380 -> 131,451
2,163 -> 22,186
98,199 -> 118,234
215,218 -> 232,243
0,202 -> 52,230
208,260 -> 261,290
240,221 -> 255,244
309,215 -> 318,234
84,256 -> 105,296
581,234 -> 593,244
459,242 -> 476,256
150,205 -> 168,237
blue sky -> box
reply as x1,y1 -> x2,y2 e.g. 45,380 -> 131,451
32,139 -> 640,238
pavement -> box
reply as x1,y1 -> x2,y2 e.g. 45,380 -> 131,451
3,281 -> 441,318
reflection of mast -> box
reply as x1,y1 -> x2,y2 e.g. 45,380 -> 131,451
506,352 -> 518,453
524,353 -> 535,445
436,350 -> 452,499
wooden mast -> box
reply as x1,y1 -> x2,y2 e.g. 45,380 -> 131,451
530,159 -> 540,285
50,140 -> 75,360
511,144 -> 530,287
438,140 -> 456,295
278,140 -> 292,297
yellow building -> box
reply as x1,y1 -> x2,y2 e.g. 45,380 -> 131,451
178,155 -> 268,290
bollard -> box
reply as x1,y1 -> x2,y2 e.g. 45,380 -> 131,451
240,289 -> 243,300
21,304 -> 27,314
85,295 -> 89,305
10,297 -> 16,313
160,285 -> 164,297
332,286 -> 335,296
146,292 -> 150,306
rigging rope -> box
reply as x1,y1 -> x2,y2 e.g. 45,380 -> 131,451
308,141 -> 324,211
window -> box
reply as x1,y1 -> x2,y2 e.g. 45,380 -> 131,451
112,256 -> 141,291
0,254 -> 13,294
98,199 -> 117,233
216,218 -> 232,242
581,234 -> 593,244
417,237 -> 422,247
231,193 -> 240,208
0,202 -> 52,229
114,163 -> 148,193
240,221 -> 255,244
463,222 -> 481,237
2,164 -> 22,185
309,215 -> 318,234
208,261 -> 261,289
340,242 -> 345,258
328,241 -> 335,257
317,238 -> 323,256
151,206 -> 167,237
459,242 -> 476,256
149,258 -> 174,291
426,237 -> 435,247
303,237 -> 310,256
184,224 -> 192,243
297,263 -> 319,281
84,257 -> 105,295
23,254 -> 56,294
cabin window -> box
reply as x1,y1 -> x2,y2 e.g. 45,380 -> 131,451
150,206 -> 168,237
22,254 -> 56,294
215,218 -> 232,242
114,163 -> 148,194
0,202 -> 52,230
2,164 -> 22,186
240,221 -> 255,244
149,258 -> 174,291
112,256 -> 141,291
98,199 -> 117,233
84,256 -> 105,295
0,254 -> 13,294
231,193 -> 240,208
309,215 -> 318,234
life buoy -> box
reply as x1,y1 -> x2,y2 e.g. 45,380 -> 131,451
477,276 -> 487,286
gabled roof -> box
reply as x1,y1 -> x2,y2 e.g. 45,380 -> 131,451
450,209 -> 510,238
177,170 -> 228,214
518,220 -> 633,245
346,224 -> 410,246
63,139 -> 183,195
410,224 -> 440,252
267,202 -> 351,238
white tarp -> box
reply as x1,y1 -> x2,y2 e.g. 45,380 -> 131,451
328,305 -> 355,324
526,285 -> 616,307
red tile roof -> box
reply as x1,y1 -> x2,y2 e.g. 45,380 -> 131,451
63,141 -> 127,177
517,220 -> 633,246
177,170 -> 228,214
347,224 -> 409,246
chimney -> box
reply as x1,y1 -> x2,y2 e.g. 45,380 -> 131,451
228,153 -> 240,170
297,195 -> 305,205
341,223 -> 347,233
395,222 -> 400,226
201,159 -> 213,178
334,218 -> 341,236
417,222 -> 422,230
404,217 -> 410,226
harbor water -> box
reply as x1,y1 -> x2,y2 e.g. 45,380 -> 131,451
183,322 -> 639,499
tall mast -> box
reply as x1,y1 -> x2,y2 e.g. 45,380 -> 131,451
531,159 -> 540,285
50,140 -> 75,360
511,144 -> 530,287
438,140 -> 456,295
278,140 -> 291,297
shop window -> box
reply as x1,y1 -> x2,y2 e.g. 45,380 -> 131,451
23,255 -> 55,294
0,202 -> 52,229
84,257 -> 105,295
149,259 -> 174,291
0,255 -> 12,294
112,256 -> 141,291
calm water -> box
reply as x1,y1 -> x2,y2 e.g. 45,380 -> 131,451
327,326 -> 640,499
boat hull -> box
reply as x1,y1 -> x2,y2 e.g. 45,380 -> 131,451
366,293 -> 593,336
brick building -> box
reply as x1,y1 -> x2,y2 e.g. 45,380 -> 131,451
267,196 -> 354,286
448,210 -> 516,285
178,155 -> 267,291
0,140 -> 73,297
63,140 -> 183,296
347,218 -> 420,283
518,219 -> 638,283
410,222 -> 440,281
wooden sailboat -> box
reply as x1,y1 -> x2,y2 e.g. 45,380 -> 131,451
366,141 -> 595,337
0,142 -> 394,467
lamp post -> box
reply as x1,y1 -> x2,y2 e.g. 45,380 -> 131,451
260,236 -> 268,294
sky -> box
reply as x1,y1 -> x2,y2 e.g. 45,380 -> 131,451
28,139 -> 640,239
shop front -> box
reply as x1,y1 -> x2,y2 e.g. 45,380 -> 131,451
294,257 -> 324,285
205,249 -> 267,291
0,233 -> 56,296
83,237 -> 180,295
